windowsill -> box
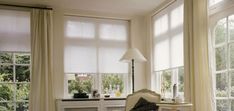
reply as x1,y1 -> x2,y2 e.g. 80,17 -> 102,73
61,97 -> 126,101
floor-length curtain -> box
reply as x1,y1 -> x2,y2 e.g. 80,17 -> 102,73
184,0 -> 215,111
29,9 -> 55,111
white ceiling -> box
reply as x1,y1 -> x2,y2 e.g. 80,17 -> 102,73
0,0 -> 163,16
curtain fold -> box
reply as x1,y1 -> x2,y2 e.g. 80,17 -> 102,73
184,0 -> 215,111
29,9 -> 55,111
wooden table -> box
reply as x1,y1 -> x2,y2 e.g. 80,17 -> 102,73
157,102 -> 192,111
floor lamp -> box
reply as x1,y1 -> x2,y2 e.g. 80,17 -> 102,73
120,48 -> 146,93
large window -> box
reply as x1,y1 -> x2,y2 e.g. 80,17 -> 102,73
152,0 -> 184,98
212,15 -> 234,111
0,9 -> 30,111
64,16 -> 129,97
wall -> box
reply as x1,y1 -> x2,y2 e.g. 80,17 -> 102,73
52,8 -> 148,98
130,17 -> 147,91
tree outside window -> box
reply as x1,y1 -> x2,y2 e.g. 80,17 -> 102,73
213,15 -> 234,111
0,52 -> 30,111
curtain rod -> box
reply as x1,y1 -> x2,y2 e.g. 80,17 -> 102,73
0,3 -> 53,10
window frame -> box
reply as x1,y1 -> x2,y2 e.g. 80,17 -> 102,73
0,51 -> 30,111
63,16 -> 130,98
210,17 -> 234,111
209,1 -> 234,110
151,0 -> 184,98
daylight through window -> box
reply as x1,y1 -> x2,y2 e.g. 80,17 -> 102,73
212,15 -> 234,111
0,9 -> 30,111
64,16 -> 129,97
152,0 -> 184,98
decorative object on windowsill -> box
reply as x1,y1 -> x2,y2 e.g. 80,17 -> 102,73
92,89 -> 99,98
73,90 -> 89,98
173,84 -> 177,99
73,92 -> 89,98
120,48 -> 147,93
104,94 -> 110,98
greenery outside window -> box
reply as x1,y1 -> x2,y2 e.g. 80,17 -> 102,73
66,73 -> 127,97
155,67 -> 184,98
212,15 -> 234,111
0,52 -> 30,111
101,73 -> 125,96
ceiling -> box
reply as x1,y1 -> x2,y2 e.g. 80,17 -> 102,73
0,0 -> 163,16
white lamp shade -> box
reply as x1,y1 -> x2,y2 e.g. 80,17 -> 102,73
120,48 -> 147,62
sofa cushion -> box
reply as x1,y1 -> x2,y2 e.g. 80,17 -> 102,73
130,97 -> 159,111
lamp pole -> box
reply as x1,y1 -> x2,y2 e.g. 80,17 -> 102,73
132,59 -> 134,93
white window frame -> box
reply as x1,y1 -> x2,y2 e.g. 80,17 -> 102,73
0,51 -> 30,111
209,1 -> 234,110
151,0 -> 184,98
63,16 -> 130,98
210,16 -> 234,111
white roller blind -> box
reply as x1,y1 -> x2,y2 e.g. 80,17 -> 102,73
64,46 -> 97,73
99,47 -> 128,73
153,0 -> 184,71
64,16 -> 129,73
0,9 -> 30,52
99,20 -> 128,41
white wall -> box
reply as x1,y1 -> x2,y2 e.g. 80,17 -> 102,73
52,8 -> 148,98
130,17 -> 147,91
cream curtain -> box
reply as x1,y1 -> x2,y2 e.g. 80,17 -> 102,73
29,9 -> 55,111
184,0 -> 215,111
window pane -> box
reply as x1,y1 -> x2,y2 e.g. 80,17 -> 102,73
0,84 -> 14,101
101,74 -> 124,96
178,67 -> 184,93
99,47 -> 128,73
16,65 -> 30,82
67,74 -> 94,94
15,53 -> 30,64
171,33 -> 184,68
65,20 -> 95,39
64,46 -> 97,73
0,53 -> 13,64
99,22 -> 128,41
216,99 -> 229,111
215,18 -> 226,45
0,65 -> 13,82
229,15 -> 234,41
231,71 -> 234,97
0,102 -> 14,111
16,102 -> 28,111
230,43 -> 234,69
0,9 -> 30,52
16,84 -> 29,101
215,46 -> 227,71
161,70 -> 172,98
154,38 -> 170,71
170,4 -> 183,29
154,14 -> 168,37
216,73 -> 228,97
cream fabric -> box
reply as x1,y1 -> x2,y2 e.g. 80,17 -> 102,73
125,89 -> 161,111
29,9 -> 55,111
184,0 -> 215,111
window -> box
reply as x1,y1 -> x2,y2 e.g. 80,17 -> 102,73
152,0 -> 184,98
64,16 -> 129,97
0,9 -> 30,111
212,15 -> 234,111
